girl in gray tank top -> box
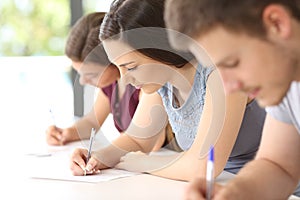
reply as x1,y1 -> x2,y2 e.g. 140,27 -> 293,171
99,0 -> 267,181
158,64 -> 265,174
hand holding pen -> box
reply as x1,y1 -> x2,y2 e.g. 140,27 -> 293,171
183,146 -> 217,200
46,109 -> 79,145
70,128 -> 102,176
46,125 -> 78,145
46,109 -> 65,145
84,128 -> 96,176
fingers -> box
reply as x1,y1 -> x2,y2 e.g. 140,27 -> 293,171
213,184 -> 230,200
119,155 -> 126,162
185,178 -> 225,200
70,148 -> 88,176
60,127 -> 77,145
185,189 -> 205,200
46,126 -> 78,145
114,161 -> 124,170
46,126 -> 63,145
85,157 -> 100,173
85,168 -> 101,176
184,178 -> 207,200
70,149 -> 101,176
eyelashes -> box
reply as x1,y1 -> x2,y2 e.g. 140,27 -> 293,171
222,60 -> 240,68
127,66 -> 138,71
85,74 -> 99,79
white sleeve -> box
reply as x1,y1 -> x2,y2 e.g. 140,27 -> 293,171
266,98 -> 293,124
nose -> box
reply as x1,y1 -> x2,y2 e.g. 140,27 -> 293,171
118,67 -> 127,77
219,70 -> 242,94
224,81 -> 243,94
118,68 -> 135,85
120,73 -> 135,86
79,75 -> 88,85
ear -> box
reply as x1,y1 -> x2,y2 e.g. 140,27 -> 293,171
262,4 -> 292,40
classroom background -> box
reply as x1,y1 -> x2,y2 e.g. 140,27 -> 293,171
0,0 -> 117,156
1,1 -> 300,199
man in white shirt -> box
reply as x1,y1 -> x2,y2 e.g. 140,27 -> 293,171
165,0 -> 300,199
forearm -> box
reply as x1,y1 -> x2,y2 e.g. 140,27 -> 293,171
223,159 -> 298,199
148,152 -> 192,180
93,134 -> 149,168
149,139 -> 230,181
73,114 -> 102,140
149,151 -> 214,181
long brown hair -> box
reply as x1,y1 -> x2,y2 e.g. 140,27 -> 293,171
100,0 -> 194,68
65,12 -> 110,66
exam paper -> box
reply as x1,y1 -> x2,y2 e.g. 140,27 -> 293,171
27,150 -> 140,183
25,133 -> 111,157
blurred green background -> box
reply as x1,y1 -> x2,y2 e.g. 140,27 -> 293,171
0,0 -> 112,56
0,1 -> 113,137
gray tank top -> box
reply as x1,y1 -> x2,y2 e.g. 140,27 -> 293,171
158,64 -> 266,174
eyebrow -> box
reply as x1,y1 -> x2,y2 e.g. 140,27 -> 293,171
215,61 -> 224,68
119,61 -> 135,67
215,56 -> 235,68
84,72 -> 98,75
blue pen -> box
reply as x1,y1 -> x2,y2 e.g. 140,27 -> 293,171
206,146 -> 214,200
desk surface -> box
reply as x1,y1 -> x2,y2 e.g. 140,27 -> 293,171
4,170 -> 300,200
2,116 -> 299,200
5,170 -> 232,200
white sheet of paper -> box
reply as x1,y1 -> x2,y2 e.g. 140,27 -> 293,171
27,149 -> 140,183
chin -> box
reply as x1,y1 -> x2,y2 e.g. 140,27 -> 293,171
96,82 -> 107,88
141,88 -> 156,94
257,96 -> 285,107
256,86 -> 289,107
141,84 -> 162,94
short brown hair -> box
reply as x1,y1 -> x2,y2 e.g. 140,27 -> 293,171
165,0 -> 300,43
65,12 -> 110,65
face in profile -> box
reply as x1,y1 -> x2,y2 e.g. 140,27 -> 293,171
191,26 -> 298,107
72,61 -> 120,88
103,40 -> 172,94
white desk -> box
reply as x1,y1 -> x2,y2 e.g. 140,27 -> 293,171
5,168 -> 232,200
2,116 -> 299,200
4,168 -> 300,200
2,149 -> 299,199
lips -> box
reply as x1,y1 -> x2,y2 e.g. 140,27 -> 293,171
133,84 -> 143,89
247,88 -> 260,99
